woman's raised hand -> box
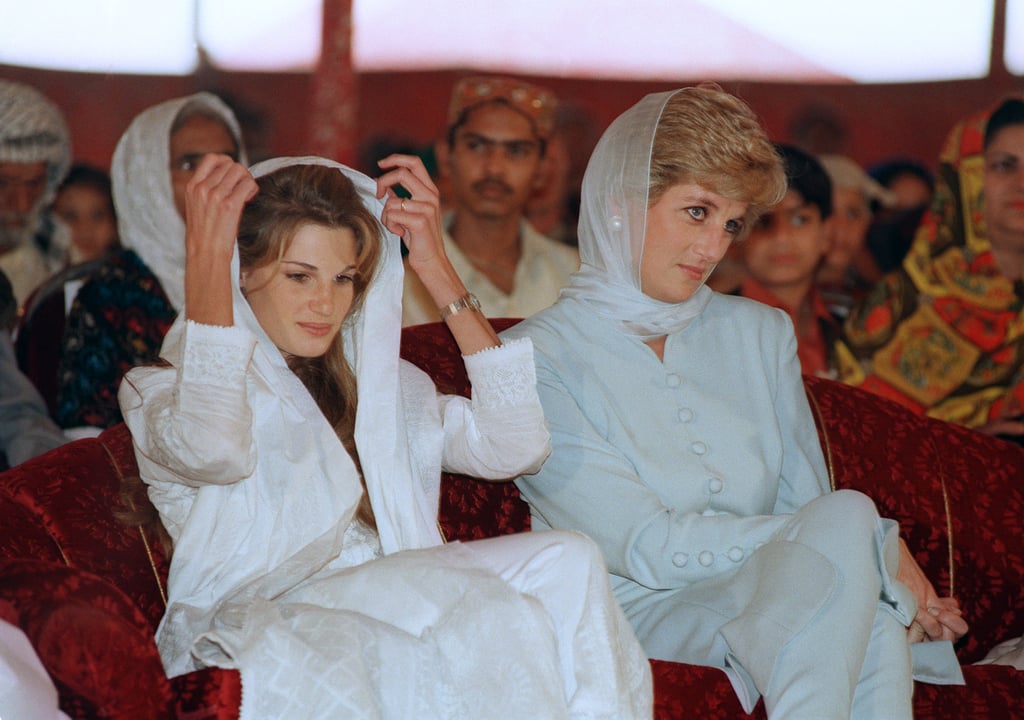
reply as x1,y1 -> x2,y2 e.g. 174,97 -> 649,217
185,154 -> 258,264
375,153 -> 500,354
184,154 -> 258,326
375,154 -> 447,273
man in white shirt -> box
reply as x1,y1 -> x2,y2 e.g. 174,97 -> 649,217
402,76 -> 579,326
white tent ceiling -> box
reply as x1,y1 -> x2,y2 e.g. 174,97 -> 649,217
0,0 -> 1018,83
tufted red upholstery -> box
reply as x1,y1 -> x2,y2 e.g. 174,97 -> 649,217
1,318 -> 1021,718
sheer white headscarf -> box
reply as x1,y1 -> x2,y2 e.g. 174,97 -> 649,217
111,92 -> 246,311
246,157 -> 442,554
560,90 -> 712,340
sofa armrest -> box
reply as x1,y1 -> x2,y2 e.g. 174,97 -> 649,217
0,426 -> 170,629
805,375 -> 1024,662
0,558 -> 173,719
0,495 -> 64,564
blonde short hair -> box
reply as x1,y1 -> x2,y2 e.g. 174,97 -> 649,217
649,85 -> 786,220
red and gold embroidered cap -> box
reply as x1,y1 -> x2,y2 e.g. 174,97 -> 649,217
448,76 -> 557,139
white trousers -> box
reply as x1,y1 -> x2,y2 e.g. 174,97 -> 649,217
459,530 -> 654,719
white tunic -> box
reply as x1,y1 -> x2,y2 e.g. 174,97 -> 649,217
119,320 -> 652,719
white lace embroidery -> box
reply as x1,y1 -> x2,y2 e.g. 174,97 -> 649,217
181,320 -> 250,387
470,361 -> 536,407
337,519 -> 383,567
466,339 -> 538,408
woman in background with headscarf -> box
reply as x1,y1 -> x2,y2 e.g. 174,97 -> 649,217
56,92 -> 245,431
836,97 -> 1024,442
504,85 -> 967,719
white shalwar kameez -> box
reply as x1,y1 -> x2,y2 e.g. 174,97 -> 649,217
118,157 -> 652,720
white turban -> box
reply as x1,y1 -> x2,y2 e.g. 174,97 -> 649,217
0,80 -> 71,201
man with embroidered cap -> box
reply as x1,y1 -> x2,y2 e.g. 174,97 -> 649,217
402,75 -> 579,325
0,81 -> 71,306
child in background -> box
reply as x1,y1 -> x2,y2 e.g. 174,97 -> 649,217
816,154 -> 897,318
52,164 -> 119,264
738,144 -> 838,378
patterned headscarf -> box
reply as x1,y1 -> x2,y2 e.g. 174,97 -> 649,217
0,80 -> 71,200
111,92 -> 246,311
837,96 -> 1024,427
448,76 -> 557,140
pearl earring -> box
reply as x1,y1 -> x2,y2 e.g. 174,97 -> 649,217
610,215 -> 623,230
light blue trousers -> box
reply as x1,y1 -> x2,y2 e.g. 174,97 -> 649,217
625,490 -> 914,720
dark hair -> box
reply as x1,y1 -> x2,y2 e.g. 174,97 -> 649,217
0,269 -> 15,332
57,163 -> 113,199
984,98 -> 1024,149
775,143 -> 833,220
868,158 -> 934,193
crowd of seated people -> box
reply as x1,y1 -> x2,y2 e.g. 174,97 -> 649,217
1,71 -> 1022,718
836,96 -> 1024,444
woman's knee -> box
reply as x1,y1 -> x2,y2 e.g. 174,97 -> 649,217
807,489 -> 879,532
546,529 -> 609,575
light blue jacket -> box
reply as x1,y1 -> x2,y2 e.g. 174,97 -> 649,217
505,293 -> 963,713
504,293 -> 830,602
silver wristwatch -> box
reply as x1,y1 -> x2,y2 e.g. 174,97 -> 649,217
439,293 -> 482,320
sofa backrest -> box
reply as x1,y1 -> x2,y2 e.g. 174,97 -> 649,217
4,318 -> 1021,664
804,374 -> 1024,661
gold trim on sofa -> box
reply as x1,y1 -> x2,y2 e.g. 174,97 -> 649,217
805,383 -> 956,596
804,388 -> 836,492
102,440 -> 168,608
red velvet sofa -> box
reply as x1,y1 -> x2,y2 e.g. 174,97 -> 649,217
1,319 -> 1022,719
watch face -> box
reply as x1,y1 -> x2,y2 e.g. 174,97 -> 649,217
441,293 -> 482,320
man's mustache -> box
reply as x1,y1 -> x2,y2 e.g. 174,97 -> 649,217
471,178 -> 514,196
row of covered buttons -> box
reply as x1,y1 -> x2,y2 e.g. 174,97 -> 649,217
672,545 -> 745,568
666,375 -> 708,456
669,371 -> 693,424
667,370 -> 732,569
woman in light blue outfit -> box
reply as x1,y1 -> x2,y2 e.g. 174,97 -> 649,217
503,86 -> 969,719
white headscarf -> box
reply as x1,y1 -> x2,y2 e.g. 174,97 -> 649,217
245,157 -> 442,554
111,92 -> 246,311
560,89 -> 712,340
0,80 -> 70,200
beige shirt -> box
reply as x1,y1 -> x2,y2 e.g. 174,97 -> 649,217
402,217 -> 579,326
